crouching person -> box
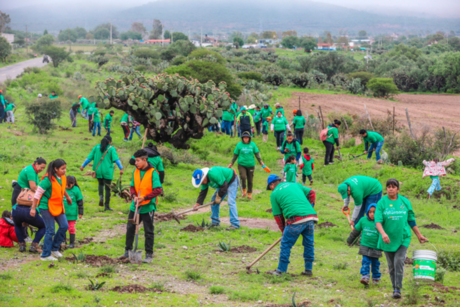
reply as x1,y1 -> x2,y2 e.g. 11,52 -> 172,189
347,204 -> 382,286
266,175 -> 318,276
121,149 -> 162,263
0,211 -> 18,247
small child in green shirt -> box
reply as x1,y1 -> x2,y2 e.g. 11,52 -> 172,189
300,147 -> 314,185
283,155 -> 297,183
347,204 -> 382,286
64,176 -> 84,249
262,117 -> 270,142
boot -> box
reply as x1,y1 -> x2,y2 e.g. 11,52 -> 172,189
98,195 -> 104,207
119,250 -> 129,259
142,253 -> 153,263
247,193 -> 252,200
242,189 -> 247,198
68,234 -> 76,249
104,203 -> 113,211
19,242 -> 26,252
29,242 -> 42,253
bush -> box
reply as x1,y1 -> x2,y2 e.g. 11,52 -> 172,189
189,49 -> 226,64
385,132 -> 436,168
170,56 -> 186,66
347,78 -> 365,94
25,99 -> 62,134
438,250 -> 460,271
343,138 -> 356,148
133,48 -> 161,59
237,71 -> 263,82
134,65 -> 147,72
367,78 -> 399,98
347,71 -> 375,86
93,49 -> 106,56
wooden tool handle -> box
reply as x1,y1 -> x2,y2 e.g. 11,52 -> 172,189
246,237 -> 282,269
174,202 -> 214,216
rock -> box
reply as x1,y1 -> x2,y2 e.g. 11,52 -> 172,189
182,246 -> 188,250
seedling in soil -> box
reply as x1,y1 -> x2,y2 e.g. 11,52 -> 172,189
88,279 -> 106,291
218,241 -> 231,252
197,218 -> 211,229
71,251 -> 87,264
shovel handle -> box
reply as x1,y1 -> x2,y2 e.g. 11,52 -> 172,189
174,202 -> 214,217
342,207 -> 353,230
246,237 -> 282,270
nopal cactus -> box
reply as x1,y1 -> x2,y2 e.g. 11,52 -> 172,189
95,72 -> 233,149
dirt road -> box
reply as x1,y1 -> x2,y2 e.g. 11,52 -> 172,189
0,58 -> 49,83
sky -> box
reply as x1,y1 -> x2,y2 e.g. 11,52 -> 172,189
3,0 -> 460,18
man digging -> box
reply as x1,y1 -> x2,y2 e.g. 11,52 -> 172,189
266,175 -> 318,276
121,149 -> 163,263
192,167 -> 240,230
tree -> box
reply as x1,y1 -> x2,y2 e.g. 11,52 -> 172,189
94,28 -> 110,39
312,52 -> 347,79
58,29 -> 78,42
0,36 -> 12,62
448,37 -> 460,52
282,30 -> 297,38
43,29 -> 48,35
281,36 -> 298,49
261,31 -> 277,39
120,31 -> 142,40
34,34 -> 55,52
93,23 -> 119,39
189,49 -> 226,64
247,35 -> 258,44
25,99 -> 62,134
168,40 -> 196,57
75,27 -> 87,39
337,36 -> 349,46
233,37 -> 244,48
296,56 -> 312,72
164,30 -> 171,39
131,22 -> 147,35
86,33 -> 94,40
150,19 -> 163,39
42,46 -> 70,67
133,48 -> 161,59
367,78 -> 399,98
325,32 -> 333,44
172,32 -> 188,42
298,36 -> 316,52
347,71 -> 375,87
358,30 -> 367,38
0,11 -> 11,33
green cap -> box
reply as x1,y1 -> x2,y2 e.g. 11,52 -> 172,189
337,183 -> 349,200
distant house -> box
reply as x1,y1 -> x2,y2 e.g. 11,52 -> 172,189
1,33 -> 14,45
143,39 -> 170,45
203,35 -> 217,43
317,43 -> 336,51
351,39 -> 371,43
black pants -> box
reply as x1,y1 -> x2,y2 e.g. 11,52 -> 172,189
122,125 -> 130,140
97,178 -> 112,207
295,128 -> 304,145
125,210 -> 155,255
88,117 -> 93,133
238,165 -> 255,193
11,183 -> 30,238
302,174 -> 312,184
323,141 -> 335,165
255,121 -> 261,136
274,130 -> 285,148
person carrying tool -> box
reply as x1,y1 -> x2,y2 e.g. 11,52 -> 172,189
129,143 -> 165,184
78,95 -> 90,120
261,103 -> 274,123
237,107 -> 255,136
121,149 -> 163,263
266,175 -> 317,276
337,175 -> 382,227
280,133 -> 301,164
347,204 -> 382,286
192,166 -> 240,230
422,157 -> 455,199
321,119 -> 341,166
359,129 -> 384,163
228,131 -> 265,199
69,101 -> 80,127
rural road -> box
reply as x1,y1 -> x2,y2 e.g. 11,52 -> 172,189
0,58 -> 49,84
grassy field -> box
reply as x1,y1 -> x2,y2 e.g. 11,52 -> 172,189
0,49 -> 33,69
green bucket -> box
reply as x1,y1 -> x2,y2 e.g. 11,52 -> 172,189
413,250 -> 437,281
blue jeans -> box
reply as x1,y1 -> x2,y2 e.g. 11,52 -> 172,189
129,126 -> 141,140
427,178 -> 441,195
92,122 -> 101,136
81,109 -> 89,120
368,141 -> 384,161
40,209 -> 68,258
355,191 -> 382,224
361,255 -> 381,280
237,124 -> 241,137
106,128 -> 111,135
221,120 -> 232,135
210,178 -> 239,228
278,221 -> 314,272
12,205 -> 46,243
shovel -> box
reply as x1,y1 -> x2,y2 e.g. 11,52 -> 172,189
128,191 -> 141,224
246,237 -> 282,272
350,153 -> 366,160
342,207 -> 353,230
172,201 -> 215,224
128,211 -> 143,264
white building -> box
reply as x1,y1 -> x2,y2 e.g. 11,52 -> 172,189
1,33 -> 14,45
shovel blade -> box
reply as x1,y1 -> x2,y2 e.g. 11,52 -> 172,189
128,250 -> 143,264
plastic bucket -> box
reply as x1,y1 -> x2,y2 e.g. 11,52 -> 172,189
413,250 -> 437,280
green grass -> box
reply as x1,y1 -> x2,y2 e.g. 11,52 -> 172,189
209,285 -> 225,294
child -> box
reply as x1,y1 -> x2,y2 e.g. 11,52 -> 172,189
283,155 -> 297,183
129,119 -> 142,140
5,101 -> 16,124
423,158 -> 455,199
300,147 -> 314,185
347,204 -> 382,286
0,211 -> 18,247
262,117 -> 270,142
63,176 -> 84,248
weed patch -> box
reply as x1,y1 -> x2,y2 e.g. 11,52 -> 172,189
50,283 -> 73,293
209,285 -> 225,294
185,269 -> 202,281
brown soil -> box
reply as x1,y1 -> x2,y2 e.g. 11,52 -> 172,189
404,257 -> 414,265
229,245 -> 258,253
454,205 -> 460,210
266,302 -> 310,307
317,222 -> 337,228
421,223 -> 445,230
432,282 -> 460,293
78,237 -> 94,245
417,187 -> 453,200
266,208 -> 273,213
155,212 -> 186,223
64,255 -> 130,267
180,224 -> 204,232
111,284 -> 163,294
220,217 -> 279,232
96,272 -> 109,278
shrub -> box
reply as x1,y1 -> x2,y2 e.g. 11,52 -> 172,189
343,138 -> 356,148
189,49 -> 226,64
347,71 -> 375,86
438,250 -> 460,271
93,49 -> 106,56
185,269 -> 201,281
134,64 -> 147,72
42,46 -> 70,67
133,48 -> 161,59
435,267 -> 446,283
25,99 -> 62,134
347,78 -> 365,94
237,71 -> 263,82
385,132 -> 436,168
210,286 -> 225,294
171,56 -> 186,66
367,78 -> 399,98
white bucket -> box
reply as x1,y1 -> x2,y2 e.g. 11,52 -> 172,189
413,250 -> 437,281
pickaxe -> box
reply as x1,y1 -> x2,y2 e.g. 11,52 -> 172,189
172,201 -> 215,224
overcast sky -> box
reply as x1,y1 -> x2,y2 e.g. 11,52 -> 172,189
4,0 -> 460,18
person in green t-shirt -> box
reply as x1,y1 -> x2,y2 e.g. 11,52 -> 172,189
281,133 -> 301,163
129,142 -> 165,184
87,102 -> 97,133
283,155 -> 297,183
261,103 -> 273,121
253,106 -> 262,136
49,91 -> 58,99
292,110 -> 306,145
323,119 -> 341,165
104,111 -> 114,134
80,135 -> 124,211
274,102 -> 284,116
266,175 -> 317,276
63,176 -> 84,249
360,129 -> 385,162
262,117 -> 271,142
78,95 -> 90,119
300,147 -> 314,185
271,111 -> 291,149
92,108 -> 102,136
228,131 -> 264,200
375,179 -> 428,299
192,166 -> 240,230
120,113 -> 131,141
337,175 -> 382,226
347,204 -> 383,286
5,101 -> 16,124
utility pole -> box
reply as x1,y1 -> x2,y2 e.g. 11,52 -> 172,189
68,28 -> 71,52
25,25 -> 28,54
171,29 -> 173,44
110,23 -> 112,45
200,27 -> 202,47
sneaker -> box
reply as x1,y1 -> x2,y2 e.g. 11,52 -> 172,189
41,255 -> 58,261
24,237 -> 33,244
99,200 -> 103,207
329,161 -> 335,164
29,242 -> 42,253
123,139 -> 129,142
360,276 -> 370,286
51,251 -> 63,258
372,279 -> 380,285
119,250 -> 129,259
19,242 -> 27,252
266,270 -> 283,276
226,226 -> 239,231
301,270 -> 313,276
393,289 -> 401,299
142,253 -> 153,263
310,180 -> 314,185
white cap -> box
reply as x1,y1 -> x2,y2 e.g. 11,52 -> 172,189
38,94 -> 42,98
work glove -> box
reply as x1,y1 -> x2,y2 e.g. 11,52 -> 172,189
214,194 -> 222,205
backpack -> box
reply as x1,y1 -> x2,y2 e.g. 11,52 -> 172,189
319,128 -> 329,141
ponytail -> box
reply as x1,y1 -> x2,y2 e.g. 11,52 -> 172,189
100,135 -> 112,152
34,157 -> 47,165
46,159 -> 66,180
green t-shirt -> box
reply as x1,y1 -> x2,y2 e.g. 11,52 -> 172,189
233,141 -> 260,168
86,145 -> 120,180
339,176 -> 382,206
17,165 -> 39,189
363,131 -> 384,145
283,163 -> 297,183
354,217 -> 379,250
38,175 -> 62,210
275,108 -> 284,116
71,103 -> 81,113
270,182 -> 316,219
261,107 -> 273,119
281,140 -> 301,160
121,113 -> 129,124
130,168 -> 162,214
5,103 -> 15,111
201,167 -> 234,190
301,155 -> 314,176
248,109 -> 255,116
64,186 -> 83,221
272,116 -> 289,132
0,94 -> 4,106
262,121 -> 269,131
375,195 -> 415,252
222,110 -> 234,122
293,116 -> 306,129
80,97 -> 90,111
253,110 -> 261,123
92,109 -> 101,123
104,114 -> 113,129
148,156 -> 164,172
87,103 -> 97,116
325,126 -> 339,144
49,94 -> 58,99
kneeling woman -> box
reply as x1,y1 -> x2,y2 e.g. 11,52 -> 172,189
30,159 -> 71,261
